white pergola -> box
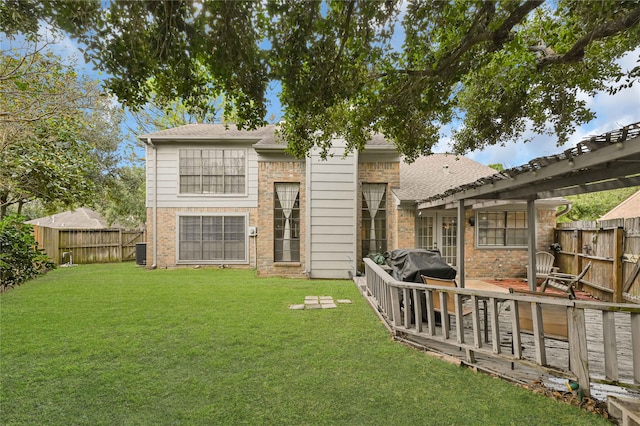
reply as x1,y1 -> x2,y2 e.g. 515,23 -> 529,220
417,122 -> 640,290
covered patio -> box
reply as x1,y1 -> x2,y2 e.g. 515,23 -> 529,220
357,122 -> 640,406
417,121 -> 640,295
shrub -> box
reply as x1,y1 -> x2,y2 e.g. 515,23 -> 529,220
0,214 -> 54,291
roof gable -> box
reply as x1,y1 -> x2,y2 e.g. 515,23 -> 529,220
600,190 -> 640,220
394,154 -> 496,202
26,208 -> 114,229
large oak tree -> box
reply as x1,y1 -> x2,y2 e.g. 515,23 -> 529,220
2,0 -> 639,161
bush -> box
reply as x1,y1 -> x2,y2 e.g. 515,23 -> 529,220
0,214 -> 54,291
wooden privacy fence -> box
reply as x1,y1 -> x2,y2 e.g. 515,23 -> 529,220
555,217 -> 640,303
32,226 -> 145,264
362,258 -> 640,397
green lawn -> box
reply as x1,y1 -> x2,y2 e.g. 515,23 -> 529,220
1,264 -> 607,425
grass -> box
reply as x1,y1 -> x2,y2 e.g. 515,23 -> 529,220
1,264 -> 608,425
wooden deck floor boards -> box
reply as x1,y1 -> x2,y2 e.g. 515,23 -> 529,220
354,276 -> 639,400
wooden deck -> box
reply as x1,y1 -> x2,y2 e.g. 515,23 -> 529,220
354,267 -> 640,402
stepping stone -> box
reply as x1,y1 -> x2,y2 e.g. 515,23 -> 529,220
305,299 -> 320,305
319,296 -> 333,300
289,304 -> 305,310
320,299 -> 335,304
321,303 -> 337,309
336,299 -> 352,304
306,304 -> 322,310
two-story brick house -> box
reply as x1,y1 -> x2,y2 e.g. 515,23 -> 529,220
141,124 -> 566,279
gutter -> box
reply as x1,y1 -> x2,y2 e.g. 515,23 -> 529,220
143,137 -> 158,269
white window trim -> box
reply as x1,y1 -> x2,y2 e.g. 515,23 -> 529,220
474,209 -> 529,250
176,212 -> 249,264
177,148 -> 249,197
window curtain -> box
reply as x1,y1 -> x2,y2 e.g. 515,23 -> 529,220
362,183 -> 386,254
276,183 -> 299,261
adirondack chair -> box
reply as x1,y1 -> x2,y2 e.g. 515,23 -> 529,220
535,251 -> 558,280
508,288 -> 572,341
541,262 -> 592,298
420,275 -> 473,318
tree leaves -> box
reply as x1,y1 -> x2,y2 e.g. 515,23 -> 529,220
0,45 -> 121,218
3,0 -> 639,160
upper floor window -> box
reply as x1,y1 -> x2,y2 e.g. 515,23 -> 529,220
476,211 -> 528,248
179,149 -> 246,194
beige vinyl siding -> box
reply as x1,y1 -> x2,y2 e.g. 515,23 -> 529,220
149,144 -> 259,209
307,139 -> 357,279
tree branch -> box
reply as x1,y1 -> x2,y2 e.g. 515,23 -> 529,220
377,1 -> 544,80
334,0 -> 356,65
434,1 -> 496,73
537,5 -> 640,67
490,0 -> 544,48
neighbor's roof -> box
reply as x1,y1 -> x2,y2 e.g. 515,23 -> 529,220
600,190 -> 640,220
393,154 -> 497,202
26,208 -> 114,229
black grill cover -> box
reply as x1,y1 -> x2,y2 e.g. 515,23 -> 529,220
387,249 -> 456,283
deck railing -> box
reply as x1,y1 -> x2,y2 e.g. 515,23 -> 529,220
363,258 -> 640,396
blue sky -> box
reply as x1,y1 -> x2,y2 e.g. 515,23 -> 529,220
24,25 -> 640,169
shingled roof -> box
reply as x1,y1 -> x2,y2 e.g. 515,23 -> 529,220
26,208 -> 115,229
393,154 -> 497,202
140,123 -> 396,152
139,123 -> 278,143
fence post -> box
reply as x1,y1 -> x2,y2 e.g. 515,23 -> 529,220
613,227 -> 624,303
575,228 -> 583,276
568,306 -> 591,398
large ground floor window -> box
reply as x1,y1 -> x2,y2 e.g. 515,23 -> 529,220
178,214 -> 247,262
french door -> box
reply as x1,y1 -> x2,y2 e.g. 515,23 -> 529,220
416,213 -> 457,267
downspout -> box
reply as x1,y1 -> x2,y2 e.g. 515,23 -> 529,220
556,202 -> 573,219
147,137 -> 158,269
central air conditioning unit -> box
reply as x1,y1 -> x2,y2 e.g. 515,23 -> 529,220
248,226 -> 257,237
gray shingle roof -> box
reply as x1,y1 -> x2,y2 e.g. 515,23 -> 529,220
394,154 -> 497,202
140,123 -> 395,150
139,124 -> 278,143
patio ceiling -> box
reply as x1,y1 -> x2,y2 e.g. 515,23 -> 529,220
418,122 -> 640,209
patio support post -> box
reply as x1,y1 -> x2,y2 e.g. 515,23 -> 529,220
527,199 -> 537,291
457,199 -> 466,288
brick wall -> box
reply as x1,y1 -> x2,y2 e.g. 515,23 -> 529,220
256,161 -> 306,278
145,206 -> 258,269
357,161 -> 400,268
463,208 -> 557,279
396,208 -> 416,249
